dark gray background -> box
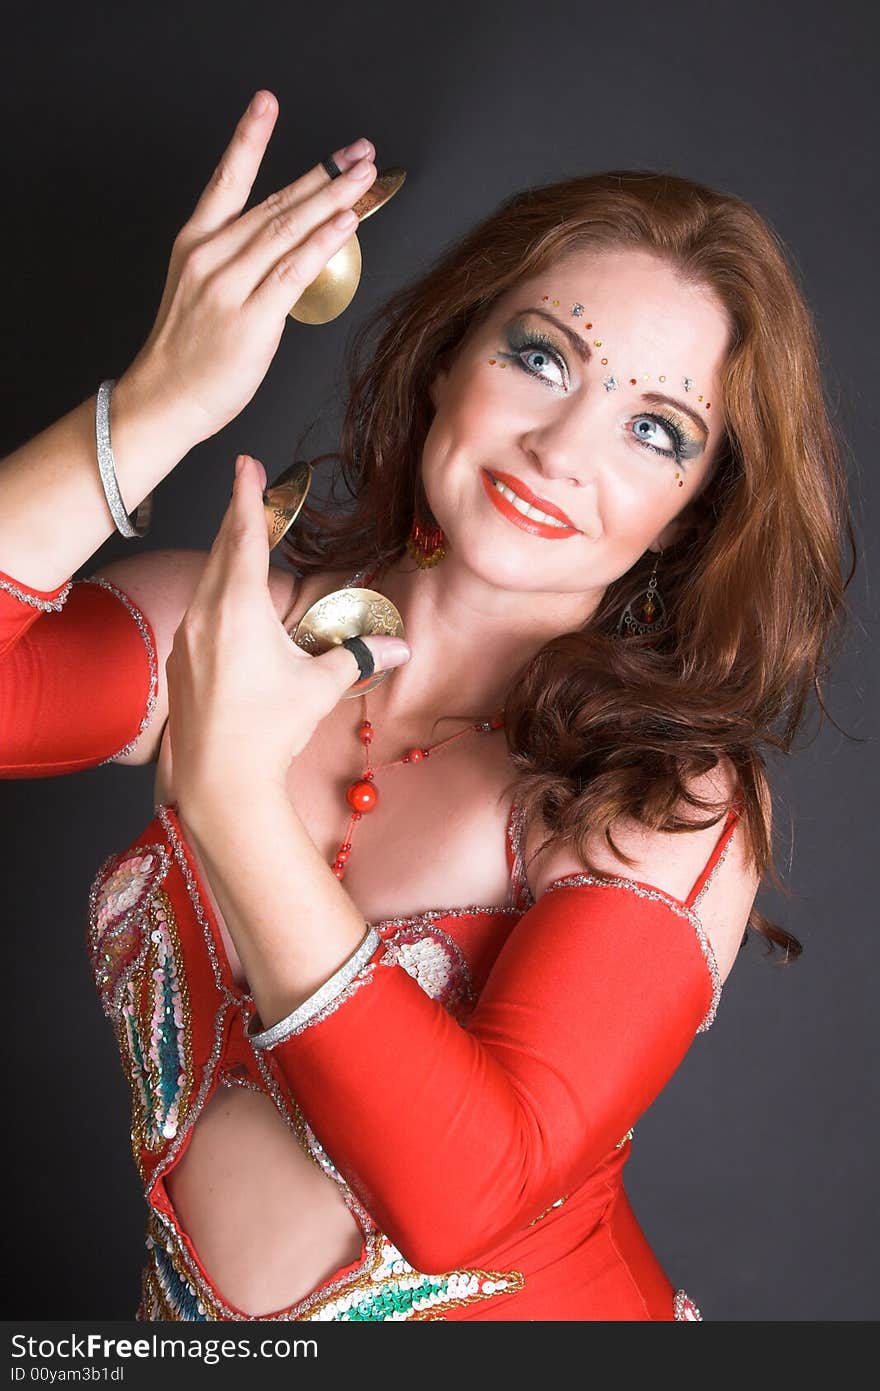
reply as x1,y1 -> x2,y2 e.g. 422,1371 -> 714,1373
2,0 -> 876,1321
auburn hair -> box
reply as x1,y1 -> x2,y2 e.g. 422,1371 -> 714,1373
279,169 -> 858,963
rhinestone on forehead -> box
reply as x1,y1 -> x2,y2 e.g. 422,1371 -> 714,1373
603,376 -> 619,391
570,303 -> 585,317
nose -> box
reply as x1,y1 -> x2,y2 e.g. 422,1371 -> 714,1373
519,395 -> 599,489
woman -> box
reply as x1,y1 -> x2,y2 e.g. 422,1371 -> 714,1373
0,90 -> 854,1321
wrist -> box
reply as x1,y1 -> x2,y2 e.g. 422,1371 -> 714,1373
114,354 -> 207,464
175,770 -> 290,842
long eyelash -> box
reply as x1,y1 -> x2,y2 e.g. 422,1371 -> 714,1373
636,411 -> 687,462
499,328 -> 568,388
497,330 -> 692,464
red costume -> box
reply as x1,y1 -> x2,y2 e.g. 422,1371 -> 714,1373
1,563 -> 738,1321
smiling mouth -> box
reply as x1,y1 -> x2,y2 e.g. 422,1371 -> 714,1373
480,470 -> 580,539
482,470 -> 579,531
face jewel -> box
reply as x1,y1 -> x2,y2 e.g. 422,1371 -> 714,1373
570,303 -> 585,317
603,376 -> 619,391
683,377 -> 695,392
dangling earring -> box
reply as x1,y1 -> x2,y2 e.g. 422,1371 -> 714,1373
617,550 -> 667,636
406,514 -> 446,567
406,481 -> 446,569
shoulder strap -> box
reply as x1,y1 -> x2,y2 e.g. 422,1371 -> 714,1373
683,804 -> 742,911
505,796 -> 536,913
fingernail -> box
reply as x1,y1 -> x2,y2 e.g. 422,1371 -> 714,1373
383,640 -> 412,665
342,137 -> 373,162
235,455 -> 246,478
249,91 -> 269,116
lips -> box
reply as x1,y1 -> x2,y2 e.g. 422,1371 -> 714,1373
485,469 -> 580,530
480,470 -> 580,540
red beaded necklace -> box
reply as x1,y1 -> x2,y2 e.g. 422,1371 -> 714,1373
327,564 -> 506,883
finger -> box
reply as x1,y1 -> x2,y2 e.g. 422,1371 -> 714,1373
185,122 -> 375,276
202,153 -> 376,300
185,91 -> 281,240
239,156 -> 378,309
197,455 -> 270,605
320,634 -> 412,695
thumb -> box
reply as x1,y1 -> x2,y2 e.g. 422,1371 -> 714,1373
331,633 -> 412,689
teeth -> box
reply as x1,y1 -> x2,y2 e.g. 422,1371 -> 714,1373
491,477 -> 570,528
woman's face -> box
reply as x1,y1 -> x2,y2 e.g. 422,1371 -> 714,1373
421,246 -> 730,598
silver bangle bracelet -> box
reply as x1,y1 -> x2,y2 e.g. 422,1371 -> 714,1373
245,925 -> 381,1050
96,378 -> 153,539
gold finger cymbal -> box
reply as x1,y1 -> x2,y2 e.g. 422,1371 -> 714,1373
289,168 -> 407,326
262,460 -> 314,551
292,586 -> 406,699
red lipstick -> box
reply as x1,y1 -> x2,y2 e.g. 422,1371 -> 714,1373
480,469 -> 581,539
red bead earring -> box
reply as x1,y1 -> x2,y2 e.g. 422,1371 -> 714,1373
406,514 -> 446,568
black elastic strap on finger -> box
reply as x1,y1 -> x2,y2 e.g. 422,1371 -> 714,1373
341,635 -> 375,683
322,155 -> 343,180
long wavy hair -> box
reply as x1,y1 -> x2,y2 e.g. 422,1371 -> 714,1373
279,169 -> 857,962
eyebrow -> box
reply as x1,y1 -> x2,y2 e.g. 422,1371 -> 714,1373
512,305 -> 711,441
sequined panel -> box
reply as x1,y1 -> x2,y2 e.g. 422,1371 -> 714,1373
138,1209 -> 524,1322
88,845 -> 195,1177
87,844 -> 171,1019
115,891 -> 194,1173
378,921 -> 476,1022
673,1288 -> 703,1320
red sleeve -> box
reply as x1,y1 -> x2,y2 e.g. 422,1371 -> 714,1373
250,876 -> 719,1274
0,566 -> 158,777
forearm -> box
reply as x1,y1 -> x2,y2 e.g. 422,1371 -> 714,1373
180,783 -> 369,1030
0,363 -> 200,592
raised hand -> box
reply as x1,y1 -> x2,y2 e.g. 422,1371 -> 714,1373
125,90 -> 376,447
166,454 -> 411,812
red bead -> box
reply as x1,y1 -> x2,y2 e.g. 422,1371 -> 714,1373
346,780 -> 379,813
363,769 -> 375,781
358,722 -> 373,744
332,866 -> 346,880
336,849 -> 350,863
405,748 -> 426,763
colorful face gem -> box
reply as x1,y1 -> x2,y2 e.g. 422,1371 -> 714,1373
488,358 -> 496,365
516,297 -> 711,417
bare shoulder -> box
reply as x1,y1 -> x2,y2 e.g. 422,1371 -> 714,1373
88,549 -> 300,766
524,755 -> 766,986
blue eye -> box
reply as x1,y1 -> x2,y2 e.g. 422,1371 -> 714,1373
519,346 -> 566,387
500,328 -> 569,390
631,413 -> 686,461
